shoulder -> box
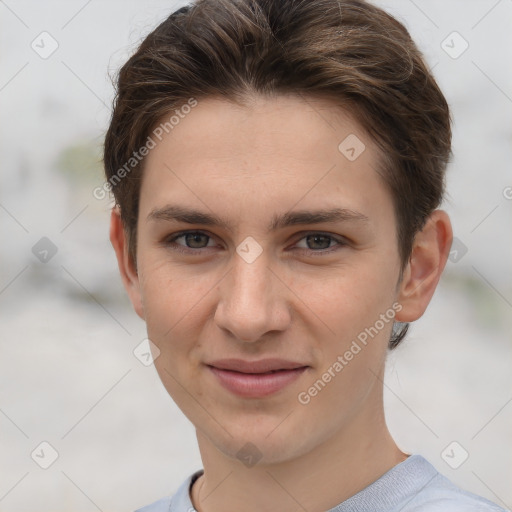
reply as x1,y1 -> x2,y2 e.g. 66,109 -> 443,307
134,469 -> 203,512
330,455 -> 507,512
393,457 -> 507,512
134,495 -> 172,512
403,488 -> 507,511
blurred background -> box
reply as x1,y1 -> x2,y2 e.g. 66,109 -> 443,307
0,0 -> 511,510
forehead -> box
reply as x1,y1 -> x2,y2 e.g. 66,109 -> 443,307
148,94 -> 373,163
139,94 -> 393,233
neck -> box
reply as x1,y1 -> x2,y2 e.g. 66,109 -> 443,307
191,399 -> 408,512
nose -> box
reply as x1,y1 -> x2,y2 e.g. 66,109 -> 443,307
214,250 -> 291,343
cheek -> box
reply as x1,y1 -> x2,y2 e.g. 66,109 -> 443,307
297,273 -> 395,416
140,262 -> 206,408
297,262 -> 398,404
138,256 -> 213,359
300,262 -> 398,337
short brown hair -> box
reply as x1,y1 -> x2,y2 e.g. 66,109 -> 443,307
103,0 -> 452,348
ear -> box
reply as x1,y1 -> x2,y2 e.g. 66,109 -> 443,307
395,210 -> 453,322
109,207 -> 145,320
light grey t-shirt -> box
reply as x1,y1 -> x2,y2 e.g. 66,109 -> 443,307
135,454 -> 507,512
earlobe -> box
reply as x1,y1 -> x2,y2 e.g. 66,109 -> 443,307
394,210 -> 453,323
109,207 -> 145,320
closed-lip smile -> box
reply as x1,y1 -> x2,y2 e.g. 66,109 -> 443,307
206,358 -> 310,397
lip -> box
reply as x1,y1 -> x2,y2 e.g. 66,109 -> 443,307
206,358 -> 309,398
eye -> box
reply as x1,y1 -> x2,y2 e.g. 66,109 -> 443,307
164,230 -> 217,254
163,230 -> 346,256
293,232 -> 347,255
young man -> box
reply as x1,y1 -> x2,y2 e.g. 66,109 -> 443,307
104,0 -> 506,510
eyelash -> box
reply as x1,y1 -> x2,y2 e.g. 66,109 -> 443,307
163,230 -> 347,256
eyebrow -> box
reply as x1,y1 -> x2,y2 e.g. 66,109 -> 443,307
147,205 -> 369,232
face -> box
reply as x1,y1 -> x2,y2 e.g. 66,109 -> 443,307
113,94 -> 431,465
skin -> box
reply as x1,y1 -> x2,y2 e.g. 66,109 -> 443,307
110,94 -> 452,512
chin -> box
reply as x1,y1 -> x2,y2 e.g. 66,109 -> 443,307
202,414 -> 319,467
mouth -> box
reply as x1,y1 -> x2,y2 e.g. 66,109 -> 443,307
206,358 -> 310,398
